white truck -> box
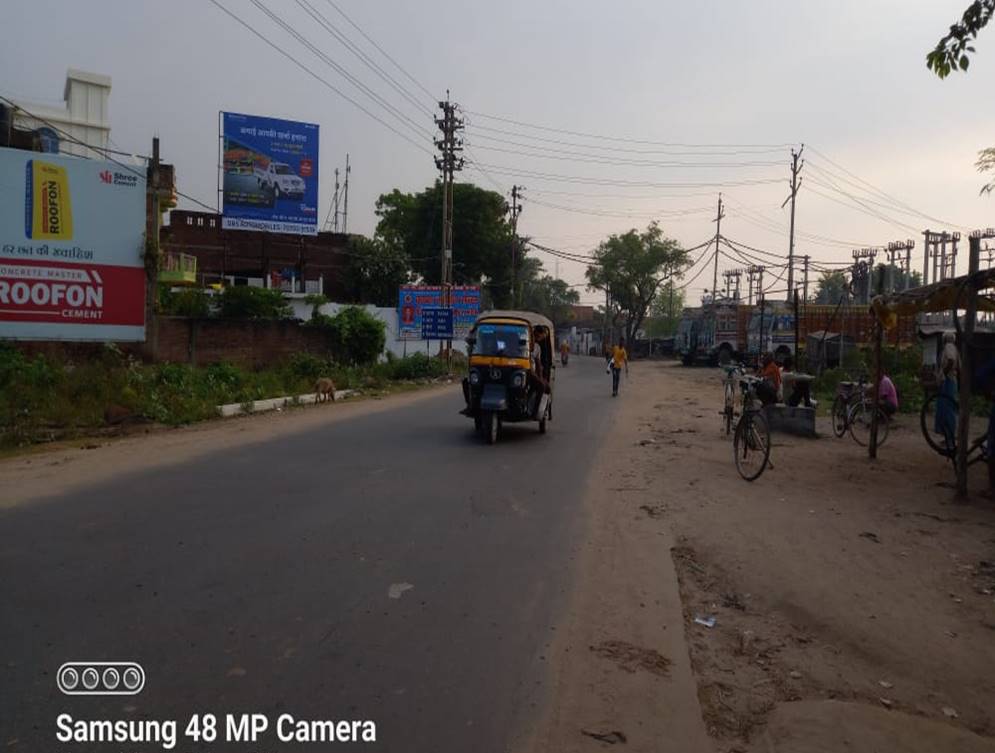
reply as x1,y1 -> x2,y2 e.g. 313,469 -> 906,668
255,162 -> 305,199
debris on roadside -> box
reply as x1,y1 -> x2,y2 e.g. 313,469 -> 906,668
942,706 -> 959,719
878,680 -> 894,689
859,531 -> 881,543
694,615 -> 717,628
590,640 -> 670,676
581,729 -> 627,745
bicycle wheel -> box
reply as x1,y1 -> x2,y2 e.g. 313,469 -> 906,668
831,396 -> 848,438
920,392 -> 957,457
723,383 -> 735,436
847,401 -> 890,448
734,411 -> 771,481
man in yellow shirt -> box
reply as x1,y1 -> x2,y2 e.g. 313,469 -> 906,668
610,338 -> 628,396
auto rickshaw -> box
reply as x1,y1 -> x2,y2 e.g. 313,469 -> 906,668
460,310 -> 555,444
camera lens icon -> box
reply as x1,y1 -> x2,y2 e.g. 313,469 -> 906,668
57,662 -> 145,695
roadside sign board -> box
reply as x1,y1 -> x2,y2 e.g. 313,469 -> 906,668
421,306 -> 454,340
0,146 -> 146,341
398,285 -> 480,340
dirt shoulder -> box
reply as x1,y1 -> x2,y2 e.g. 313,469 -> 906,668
636,361 -> 995,753
518,365 -> 712,753
0,383 -> 453,510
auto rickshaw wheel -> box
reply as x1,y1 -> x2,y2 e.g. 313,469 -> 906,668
474,414 -> 482,432
539,410 -> 548,434
486,411 -> 499,444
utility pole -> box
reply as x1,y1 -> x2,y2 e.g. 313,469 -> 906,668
510,185 -> 523,307
887,240 -> 915,291
331,167 -> 340,232
802,255 -> 810,301
782,145 -> 804,302
922,229 -> 932,286
341,154 -> 351,234
852,248 -> 877,304
434,91 -> 464,363
146,136 -> 161,358
711,193 -> 724,303
956,232 -> 983,498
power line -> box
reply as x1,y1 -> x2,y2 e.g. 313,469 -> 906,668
527,197 -> 715,220
467,162 -> 784,189
207,0 -> 434,157
323,0 -> 437,102
464,121 -> 791,157
294,0 -> 435,119
249,0 -> 434,141
463,109 -> 795,149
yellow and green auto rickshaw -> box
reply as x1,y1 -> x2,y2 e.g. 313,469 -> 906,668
460,310 -> 555,444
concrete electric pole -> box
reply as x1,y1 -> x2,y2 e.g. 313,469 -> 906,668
711,194 -> 724,302
434,92 -> 464,363
782,145 -> 804,302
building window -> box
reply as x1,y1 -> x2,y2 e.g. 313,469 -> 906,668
37,127 -> 60,153
209,219 -> 216,227
186,216 -> 193,225
197,217 -> 204,227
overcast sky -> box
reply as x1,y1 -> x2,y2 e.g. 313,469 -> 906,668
4,0 -> 994,305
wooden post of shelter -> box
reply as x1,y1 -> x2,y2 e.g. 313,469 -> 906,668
869,267 -> 885,459
955,235 -> 982,499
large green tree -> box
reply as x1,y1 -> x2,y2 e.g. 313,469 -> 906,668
520,274 -> 580,327
585,222 -> 688,344
342,236 -> 411,307
812,270 -> 850,304
644,280 -> 686,337
375,182 -> 521,305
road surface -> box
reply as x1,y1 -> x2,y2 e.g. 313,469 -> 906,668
0,356 -> 620,752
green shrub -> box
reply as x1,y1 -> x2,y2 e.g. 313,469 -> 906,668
217,286 -> 292,319
160,286 -> 212,318
308,306 -> 386,365
386,352 -> 447,380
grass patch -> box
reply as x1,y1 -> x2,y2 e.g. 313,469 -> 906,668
0,344 -> 458,447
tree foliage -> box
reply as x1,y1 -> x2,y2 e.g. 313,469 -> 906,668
342,236 -> 411,307
978,147 -> 995,196
812,270 -> 850,304
374,182 -> 520,305
308,306 -> 386,365
926,0 -> 994,78
519,274 -> 580,327
585,223 -> 688,344
217,286 -> 292,319
645,280 -> 686,337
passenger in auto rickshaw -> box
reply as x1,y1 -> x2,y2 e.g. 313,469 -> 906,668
527,326 -> 552,416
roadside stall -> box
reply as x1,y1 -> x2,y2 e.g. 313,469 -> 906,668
870,234 -> 995,496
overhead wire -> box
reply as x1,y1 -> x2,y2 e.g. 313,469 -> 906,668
207,0 -> 435,157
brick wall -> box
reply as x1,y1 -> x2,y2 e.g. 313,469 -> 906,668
14,317 -> 334,369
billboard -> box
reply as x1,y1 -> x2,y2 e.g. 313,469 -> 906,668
221,112 -> 319,235
0,147 -> 146,341
398,285 -> 481,340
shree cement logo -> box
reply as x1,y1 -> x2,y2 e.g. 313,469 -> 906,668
24,159 -> 73,241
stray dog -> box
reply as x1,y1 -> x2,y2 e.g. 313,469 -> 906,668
314,377 -> 337,403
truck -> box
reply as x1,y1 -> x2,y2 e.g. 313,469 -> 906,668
676,300 -> 750,365
255,161 -> 306,200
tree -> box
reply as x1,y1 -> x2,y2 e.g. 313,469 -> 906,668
374,182 -> 521,305
978,147 -> 995,196
519,274 -> 580,327
812,270 -> 850,304
644,280 -> 686,337
342,236 -> 411,307
927,0 -> 994,78
217,286 -> 292,319
585,223 -> 688,344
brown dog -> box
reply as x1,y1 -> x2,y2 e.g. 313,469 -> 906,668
314,377 -> 337,403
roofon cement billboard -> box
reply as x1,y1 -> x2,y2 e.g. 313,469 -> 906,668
0,146 -> 146,341
221,112 -> 319,236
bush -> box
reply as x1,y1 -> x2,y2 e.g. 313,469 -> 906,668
217,286 -> 292,319
308,306 -> 386,365
160,287 -> 212,318
385,352 -> 447,380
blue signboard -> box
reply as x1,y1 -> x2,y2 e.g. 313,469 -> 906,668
421,307 -> 454,340
221,112 -> 319,235
398,285 -> 481,340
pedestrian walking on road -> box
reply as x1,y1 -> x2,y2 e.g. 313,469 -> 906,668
610,338 -> 628,396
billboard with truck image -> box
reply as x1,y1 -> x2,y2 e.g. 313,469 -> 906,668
0,146 -> 146,342
221,112 -> 319,236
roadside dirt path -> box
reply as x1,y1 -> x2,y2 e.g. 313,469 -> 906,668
633,361 -> 995,753
0,384 -> 452,509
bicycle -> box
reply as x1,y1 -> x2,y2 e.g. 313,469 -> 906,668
920,391 -> 987,467
845,395 -> 892,447
733,375 -> 772,481
830,379 -> 862,438
720,363 -> 745,436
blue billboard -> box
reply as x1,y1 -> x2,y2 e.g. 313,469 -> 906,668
398,285 -> 481,340
221,112 -> 319,235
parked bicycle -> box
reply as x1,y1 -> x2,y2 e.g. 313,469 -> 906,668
733,374 -> 772,481
831,376 -> 891,447
720,363 -> 745,436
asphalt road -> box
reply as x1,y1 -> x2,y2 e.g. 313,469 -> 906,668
0,356 -> 621,752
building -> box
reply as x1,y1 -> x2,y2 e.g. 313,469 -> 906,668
161,210 -> 351,299
2,69 -> 112,158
